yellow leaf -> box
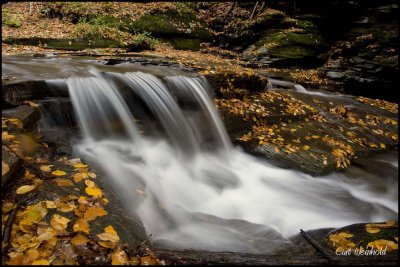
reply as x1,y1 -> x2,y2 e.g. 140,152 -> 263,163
2,160 -> 10,176
338,232 -> 353,238
24,170 -> 35,179
73,163 -> 88,168
25,100 -> 40,108
73,219 -> 90,234
366,226 -> 380,234
303,145 -> 310,150
78,196 -> 88,204
16,185 -> 36,194
85,187 -> 103,198
312,135 -> 320,139
55,201 -> 76,212
368,239 -> 398,251
84,207 -> 108,221
45,201 -> 57,209
50,214 -> 70,231
71,234 -> 89,246
101,198 -> 109,204
52,170 -> 67,176
40,165 -> 53,172
105,225 -> 117,235
2,132 -> 15,140
140,256 -> 159,265
112,248 -> 128,265
380,143 -> 386,149
53,178 -> 74,187
85,179 -> 95,188
35,158 -> 48,163
73,173 -> 84,183
32,259 -> 49,265
98,241 -> 118,249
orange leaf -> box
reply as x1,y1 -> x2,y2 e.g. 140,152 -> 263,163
71,234 -> 89,246
84,207 -> 108,221
53,178 -> 74,187
112,248 -> 128,265
73,218 -> 90,234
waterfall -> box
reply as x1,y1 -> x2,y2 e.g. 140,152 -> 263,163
65,69 -> 397,254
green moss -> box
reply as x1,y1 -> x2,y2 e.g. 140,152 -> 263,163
5,19 -> 22,28
88,15 -> 129,32
163,37 -> 201,51
131,12 -> 212,39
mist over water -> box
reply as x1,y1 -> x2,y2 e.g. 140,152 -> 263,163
65,70 -> 397,254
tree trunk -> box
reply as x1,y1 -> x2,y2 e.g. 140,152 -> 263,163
249,2 -> 259,20
225,2 -> 236,16
259,1 -> 266,14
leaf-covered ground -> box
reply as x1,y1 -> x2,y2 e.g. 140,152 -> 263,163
2,113 -> 163,265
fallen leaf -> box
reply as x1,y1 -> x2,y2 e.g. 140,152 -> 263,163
84,207 -> 108,221
368,239 -> 398,251
2,160 -> 10,176
32,259 -> 49,265
71,234 -> 89,246
85,179 -> 95,188
85,187 -> 103,198
73,218 -> 90,234
50,214 -> 70,231
45,201 -> 57,209
40,165 -> 53,172
140,256 -> 159,265
73,163 -> 88,168
98,241 -> 118,249
24,170 -> 35,179
52,170 -> 67,176
25,100 -> 40,108
53,178 -> 74,187
112,248 -> 128,265
16,185 -> 36,194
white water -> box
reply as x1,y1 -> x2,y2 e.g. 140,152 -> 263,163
66,70 -> 397,254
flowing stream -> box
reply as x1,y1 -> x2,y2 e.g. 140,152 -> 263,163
3,55 -> 397,254
63,69 -> 397,254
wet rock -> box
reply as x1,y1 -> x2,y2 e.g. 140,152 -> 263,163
220,89 -> 398,176
2,105 -> 41,131
326,71 -> 345,80
2,146 -> 21,186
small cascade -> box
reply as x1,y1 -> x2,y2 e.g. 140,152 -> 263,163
60,68 -> 397,254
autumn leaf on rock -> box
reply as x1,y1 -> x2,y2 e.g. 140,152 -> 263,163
32,259 -> 49,265
84,179 -> 95,188
2,160 -> 10,176
73,163 -> 88,168
52,170 -> 67,176
71,234 -> 89,246
112,248 -> 128,265
53,178 -> 74,187
97,225 -> 120,242
83,207 -> 108,221
73,218 -> 90,234
85,187 -> 103,198
50,214 -> 70,231
40,165 -> 53,172
16,185 -> 36,194
368,239 -> 398,251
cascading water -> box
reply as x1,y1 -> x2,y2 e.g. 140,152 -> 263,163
64,69 -> 397,254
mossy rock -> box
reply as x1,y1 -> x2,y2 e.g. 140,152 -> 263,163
162,37 -> 201,51
131,11 -> 212,40
2,37 -> 123,50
